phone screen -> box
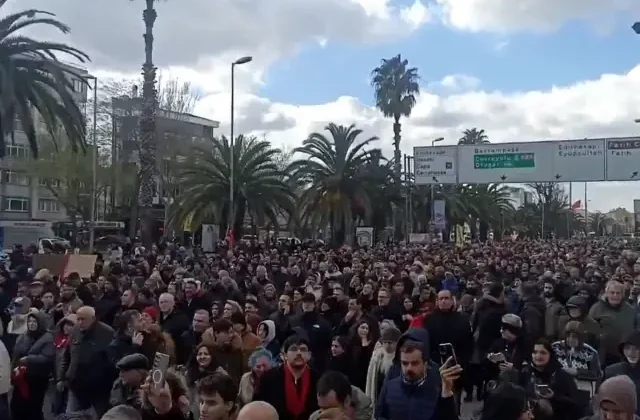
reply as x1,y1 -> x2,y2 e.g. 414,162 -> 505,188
151,352 -> 171,390
439,343 -> 457,367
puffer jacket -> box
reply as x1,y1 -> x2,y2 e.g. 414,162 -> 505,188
309,385 -> 373,420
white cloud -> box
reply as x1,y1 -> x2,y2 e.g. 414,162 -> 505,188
435,0 -> 639,33
439,74 -> 481,91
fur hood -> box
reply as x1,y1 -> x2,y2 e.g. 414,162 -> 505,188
201,327 -> 243,350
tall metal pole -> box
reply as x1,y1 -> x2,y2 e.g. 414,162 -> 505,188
228,56 -> 252,234
408,156 -> 413,239
89,76 -> 98,253
404,154 -> 409,243
229,63 -> 235,231
584,182 -> 588,232
567,182 -> 572,237
429,137 -> 444,230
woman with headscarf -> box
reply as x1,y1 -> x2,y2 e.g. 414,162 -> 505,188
257,320 -> 280,358
238,348 -> 274,405
10,311 -> 55,420
517,338 -> 583,420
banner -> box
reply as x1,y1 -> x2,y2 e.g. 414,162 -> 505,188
635,200 -> 640,235
201,224 -> 218,252
433,199 -> 447,230
408,233 -> 429,243
355,227 -> 374,247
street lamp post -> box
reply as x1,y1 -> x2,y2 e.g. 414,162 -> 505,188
430,137 -> 444,228
229,56 -> 253,231
84,75 -> 98,253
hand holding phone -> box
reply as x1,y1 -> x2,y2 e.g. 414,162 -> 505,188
151,352 -> 170,390
534,384 -> 554,399
439,343 -> 457,368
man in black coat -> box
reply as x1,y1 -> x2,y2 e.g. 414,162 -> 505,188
288,293 -> 332,373
58,306 -> 115,418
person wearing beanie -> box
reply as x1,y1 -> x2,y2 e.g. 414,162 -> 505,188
587,375 -> 639,420
366,325 -> 401,407
485,313 -> 529,386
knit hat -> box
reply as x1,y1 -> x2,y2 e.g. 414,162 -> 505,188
142,306 -> 158,320
380,326 -> 402,343
598,375 -> 637,415
501,313 -> 523,329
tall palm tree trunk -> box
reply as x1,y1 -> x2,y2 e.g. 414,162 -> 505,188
393,119 -> 402,241
138,0 -> 158,245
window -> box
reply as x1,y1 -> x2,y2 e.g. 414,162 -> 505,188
39,178 -> 61,188
6,145 -> 29,159
38,199 -> 60,213
72,79 -> 84,93
3,196 -> 29,212
3,170 -> 30,185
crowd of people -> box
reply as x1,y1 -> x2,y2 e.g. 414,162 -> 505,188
0,237 -> 639,420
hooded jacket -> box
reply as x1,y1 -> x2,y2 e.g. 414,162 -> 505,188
376,328 -> 457,420
557,295 -> 601,350
588,296 -> 636,360
258,320 -> 280,358
604,331 -> 640,415
11,311 -> 55,379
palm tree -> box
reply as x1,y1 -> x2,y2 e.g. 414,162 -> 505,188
132,0 -> 161,245
357,150 -> 401,241
370,54 -> 419,177
170,135 -> 295,237
589,212 -> 611,236
458,128 -> 489,145
289,123 -> 380,245
0,3 -> 90,157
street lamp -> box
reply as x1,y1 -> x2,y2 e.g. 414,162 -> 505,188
430,137 -> 445,228
229,56 -> 253,231
83,75 -> 98,253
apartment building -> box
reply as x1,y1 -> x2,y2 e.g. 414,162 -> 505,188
110,93 -> 219,222
0,61 -> 90,223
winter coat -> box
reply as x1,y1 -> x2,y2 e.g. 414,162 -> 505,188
59,320 -> 115,398
11,311 -> 55,379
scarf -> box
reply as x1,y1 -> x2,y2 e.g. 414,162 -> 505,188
284,364 -> 311,419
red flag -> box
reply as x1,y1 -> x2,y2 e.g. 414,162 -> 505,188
225,228 -> 236,247
571,200 -> 582,210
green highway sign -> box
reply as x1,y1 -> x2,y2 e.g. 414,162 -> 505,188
474,152 -> 535,169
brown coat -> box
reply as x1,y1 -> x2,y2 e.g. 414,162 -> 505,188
141,323 -> 177,364
240,331 -> 261,370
